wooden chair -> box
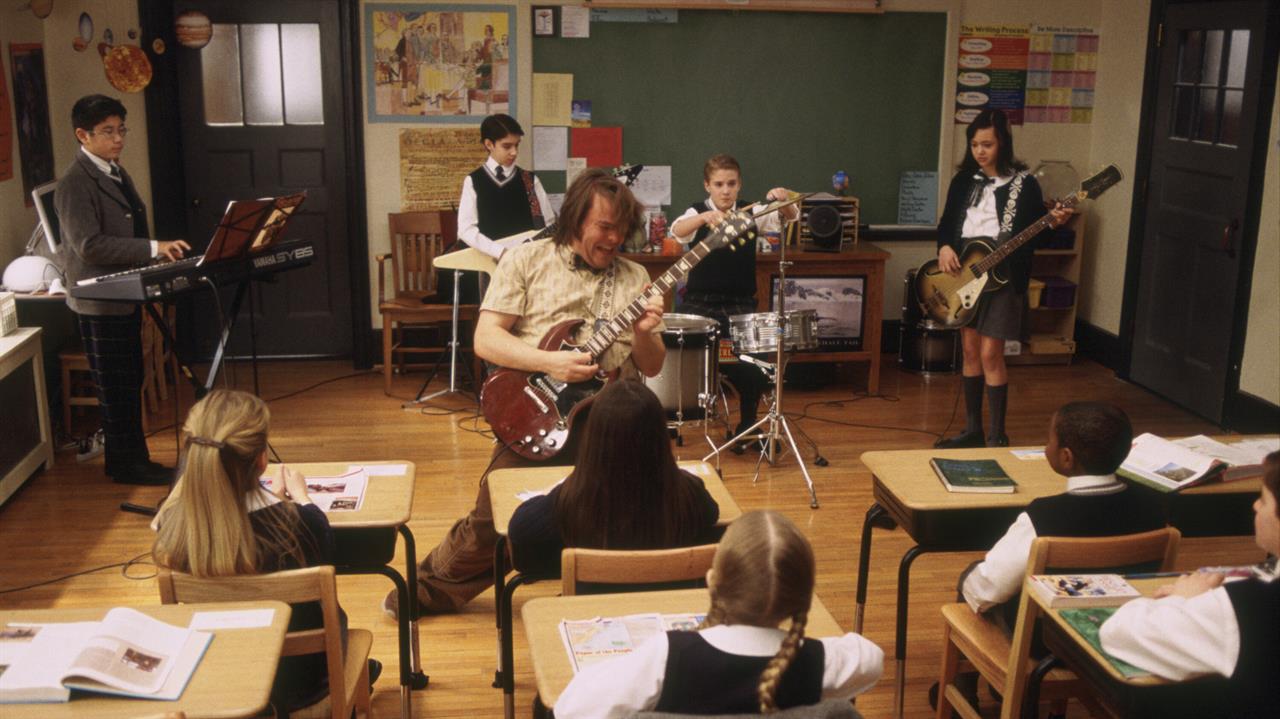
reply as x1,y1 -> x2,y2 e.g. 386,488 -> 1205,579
632,698 -> 862,718
935,527 -> 1180,719
156,565 -> 372,719
561,544 -> 719,596
377,210 -> 477,395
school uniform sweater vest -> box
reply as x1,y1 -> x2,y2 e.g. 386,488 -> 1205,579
684,200 -> 757,299
1221,578 -> 1280,717
469,166 -> 542,241
1024,487 -> 1166,540
654,631 -> 825,714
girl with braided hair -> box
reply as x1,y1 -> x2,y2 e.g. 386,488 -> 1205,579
555,511 -> 883,717
152,390 -> 380,712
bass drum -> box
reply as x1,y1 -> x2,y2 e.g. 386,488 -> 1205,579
642,314 -> 720,420
899,320 -> 960,376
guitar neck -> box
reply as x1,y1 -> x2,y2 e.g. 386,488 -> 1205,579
972,193 -> 1079,275
581,243 -> 716,359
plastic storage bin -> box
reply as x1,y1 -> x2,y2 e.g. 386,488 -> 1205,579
1037,276 -> 1077,308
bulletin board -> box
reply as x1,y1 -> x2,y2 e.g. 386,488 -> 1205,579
532,9 -> 947,224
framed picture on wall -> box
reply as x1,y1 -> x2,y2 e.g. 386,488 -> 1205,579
769,275 -> 866,352
8,43 -> 55,205
365,3 -> 517,122
532,6 -> 558,37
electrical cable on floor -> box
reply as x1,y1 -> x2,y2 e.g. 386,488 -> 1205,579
0,553 -> 155,595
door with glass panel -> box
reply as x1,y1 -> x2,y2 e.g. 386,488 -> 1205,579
1129,0 -> 1275,422
175,0 -> 351,358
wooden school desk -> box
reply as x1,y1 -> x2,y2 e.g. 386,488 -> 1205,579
0,600 -> 290,718
522,588 -> 846,711
489,460 -> 743,719
261,460 -> 426,718
855,442 -> 1265,719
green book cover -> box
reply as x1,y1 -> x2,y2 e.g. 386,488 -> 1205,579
930,458 -> 1016,492
1058,608 -> 1150,678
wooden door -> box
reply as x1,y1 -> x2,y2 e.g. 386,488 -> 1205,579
1129,1 -> 1275,422
174,0 -> 352,358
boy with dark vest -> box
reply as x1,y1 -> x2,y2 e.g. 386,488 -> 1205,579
1099,453 -> 1279,719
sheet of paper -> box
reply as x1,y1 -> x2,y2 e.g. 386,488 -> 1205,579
348,463 -> 409,477
570,127 -> 623,168
516,475 -> 568,502
571,99 -> 591,127
898,171 -> 939,225
189,609 -> 275,630
630,165 -> 672,206
532,126 -> 569,171
302,469 -> 369,513
1010,448 -> 1045,460
532,73 -> 573,126
548,193 -> 565,215
560,5 -> 591,38
566,157 -> 587,188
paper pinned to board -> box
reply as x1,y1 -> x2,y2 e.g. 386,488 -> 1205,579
566,157 -> 587,188
570,127 -> 622,168
630,165 -> 672,206
532,126 -> 569,170
533,73 -> 573,126
560,5 -> 591,38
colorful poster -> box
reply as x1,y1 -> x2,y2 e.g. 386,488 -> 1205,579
0,54 -> 13,182
9,44 -> 55,204
366,4 -> 516,122
955,25 -> 1029,125
1026,25 -> 1098,124
569,126 -> 622,168
399,128 -> 488,209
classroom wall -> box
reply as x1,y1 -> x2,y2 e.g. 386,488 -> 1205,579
0,1 -> 151,277
1239,73 -> 1279,406
0,9 -> 46,270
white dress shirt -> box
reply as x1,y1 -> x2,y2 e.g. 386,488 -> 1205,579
960,173 -> 1013,240
961,474 -> 1126,613
553,624 -> 884,719
81,146 -> 158,257
1099,586 -> 1240,680
671,198 -> 786,246
456,156 -> 555,259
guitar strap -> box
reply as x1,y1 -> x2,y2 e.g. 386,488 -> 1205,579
998,173 -> 1026,242
590,263 -> 618,335
521,169 -> 547,229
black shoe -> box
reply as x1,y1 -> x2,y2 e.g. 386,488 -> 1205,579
106,461 -> 173,486
934,429 -> 985,449
986,434 -> 1009,447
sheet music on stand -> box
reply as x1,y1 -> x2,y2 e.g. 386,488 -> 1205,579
199,192 -> 307,266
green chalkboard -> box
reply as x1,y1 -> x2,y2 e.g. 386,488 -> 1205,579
532,10 -> 946,224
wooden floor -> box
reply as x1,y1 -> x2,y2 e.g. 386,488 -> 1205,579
0,356 -> 1261,718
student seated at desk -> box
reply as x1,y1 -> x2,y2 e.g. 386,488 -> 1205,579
934,402 -> 1165,710
152,390 -> 380,713
1098,453 -> 1279,719
507,379 -> 720,577
555,510 -> 883,718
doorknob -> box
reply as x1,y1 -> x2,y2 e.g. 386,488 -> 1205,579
1221,219 -> 1238,258
191,198 -> 201,208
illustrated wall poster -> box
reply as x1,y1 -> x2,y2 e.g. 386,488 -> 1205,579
570,99 -> 591,127
400,128 -> 488,209
0,54 -> 13,182
955,25 -> 1029,125
367,4 -> 516,122
532,6 -> 557,37
9,44 -> 55,205
1026,25 -> 1098,124
769,276 -> 866,352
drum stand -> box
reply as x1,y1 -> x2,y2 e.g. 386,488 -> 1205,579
703,224 -> 822,509
403,268 -> 477,408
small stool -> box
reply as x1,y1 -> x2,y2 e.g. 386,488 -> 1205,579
59,349 -> 150,436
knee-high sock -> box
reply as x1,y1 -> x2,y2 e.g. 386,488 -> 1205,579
962,374 -> 985,434
986,383 -> 1008,439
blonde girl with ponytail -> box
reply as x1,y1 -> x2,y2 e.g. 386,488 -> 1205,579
152,390 -> 376,712
555,511 -> 883,718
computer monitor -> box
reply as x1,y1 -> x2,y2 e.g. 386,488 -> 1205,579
31,181 -> 60,255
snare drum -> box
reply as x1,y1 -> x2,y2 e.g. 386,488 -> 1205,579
728,310 -> 820,354
642,314 -> 721,420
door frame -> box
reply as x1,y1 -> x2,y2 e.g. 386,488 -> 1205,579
1119,0 -> 1279,429
139,0 -> 373,369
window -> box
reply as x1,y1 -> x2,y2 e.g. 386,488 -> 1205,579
201,23 -> 323,127
1170,28 -> 1249,146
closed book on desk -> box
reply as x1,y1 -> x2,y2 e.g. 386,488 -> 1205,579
0,607 -> 211,703
1057,608 -> 1151,678
930,458 -> 1016,493
1029,574 -> 1141,608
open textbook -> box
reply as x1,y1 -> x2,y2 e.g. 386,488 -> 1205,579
0,608 -> 211,703
258,467 -> 368,512
1119,433 -> 1277,491
560,612 -> 705,673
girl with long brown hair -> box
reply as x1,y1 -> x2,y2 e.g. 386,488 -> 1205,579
152,390 -> 378,712
555,510 -> 883,717
507,379 -> 720,576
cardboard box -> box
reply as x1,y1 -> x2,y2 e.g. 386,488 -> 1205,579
1029,334 -> 1076,354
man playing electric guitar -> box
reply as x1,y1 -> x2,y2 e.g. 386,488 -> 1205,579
388,169 -> 664,616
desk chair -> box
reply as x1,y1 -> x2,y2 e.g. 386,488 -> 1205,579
935,527 -> 1180,719
157,565 -> 373,719
377,211 -> 477,396
561,544 -> 719,595
633,699 -> 861,718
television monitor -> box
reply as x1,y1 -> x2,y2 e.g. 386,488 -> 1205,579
31,181 -> 60,256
